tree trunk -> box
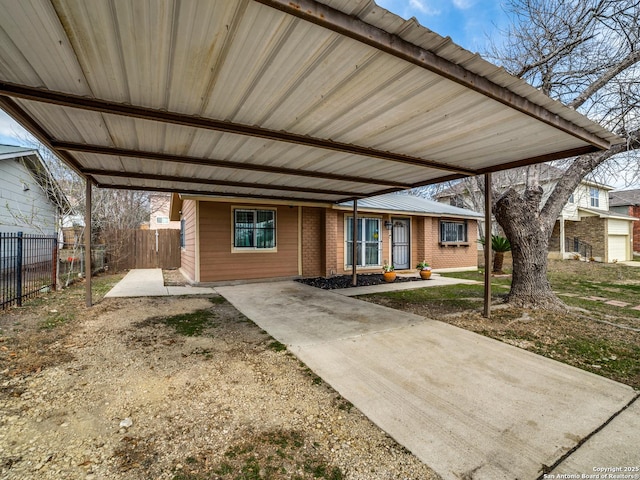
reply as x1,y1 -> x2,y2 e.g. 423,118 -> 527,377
494,187 -> 566,310
492,252 -> 505,274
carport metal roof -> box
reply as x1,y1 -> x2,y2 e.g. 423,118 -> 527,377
0,0 -> 622,205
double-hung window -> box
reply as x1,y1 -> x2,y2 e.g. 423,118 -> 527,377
590,188 -> 600,208
234,209 -> 276,249
346,217 -> 381,267
156,216 -> 169,224
440,220 -> 467,244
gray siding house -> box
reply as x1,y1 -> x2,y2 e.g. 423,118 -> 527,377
0,145 -> 66,235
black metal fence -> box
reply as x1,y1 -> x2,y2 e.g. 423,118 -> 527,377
565,236 -> 593,259
1,232 -> 57,309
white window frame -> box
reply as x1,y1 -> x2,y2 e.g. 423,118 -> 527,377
156,216 -> 169,224
232,208 -> 277,251
345,216 -> 382,268
590,188 -> 600,208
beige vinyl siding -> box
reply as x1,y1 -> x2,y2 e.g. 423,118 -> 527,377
0,159 -> 58,235
179,199 -> 197,283
198,202 -> 298,282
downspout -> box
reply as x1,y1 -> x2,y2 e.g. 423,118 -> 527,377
352,199 -> 358,286
483,173 -> 492,318
84,177 -> 92,307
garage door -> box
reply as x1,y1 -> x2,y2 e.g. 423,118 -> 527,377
608,235 -> 629,263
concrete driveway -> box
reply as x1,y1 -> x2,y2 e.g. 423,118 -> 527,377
217,281 -> 639,480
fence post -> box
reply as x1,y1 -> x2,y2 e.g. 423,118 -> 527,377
51,237 -> 58,291
16,232 -> 23,306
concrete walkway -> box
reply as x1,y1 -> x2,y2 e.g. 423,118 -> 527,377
104,271 -> 640,478
217,281 -> 639,480
336,273 -> 479,296
104,269 -> 216,297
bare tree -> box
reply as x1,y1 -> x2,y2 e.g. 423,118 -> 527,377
484,0 -> 640,309
26,140 -> 151,272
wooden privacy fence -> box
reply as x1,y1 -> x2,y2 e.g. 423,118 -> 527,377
107,229 -> 181,271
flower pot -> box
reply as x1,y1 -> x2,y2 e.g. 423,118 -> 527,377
419,270 -> 432,280
382,271 -> 396,283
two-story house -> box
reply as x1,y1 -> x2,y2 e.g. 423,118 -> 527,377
609,189 -> 640,255
435,167 -> 636,263
149,193 -> 181,230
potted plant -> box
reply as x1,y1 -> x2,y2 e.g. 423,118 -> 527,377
382,262 -> 396,283
416,260 -> 432,280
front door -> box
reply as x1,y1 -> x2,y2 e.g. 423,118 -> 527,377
392,218 -> 410,269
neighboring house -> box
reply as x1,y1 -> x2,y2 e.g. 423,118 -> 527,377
170,193 -> 481,284
0,144 -> 68,236
149,193 -> 181,230
609,189 -> 640,254
436,168 -> 636,263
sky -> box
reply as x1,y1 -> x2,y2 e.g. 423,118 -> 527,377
0,0 -> 507,149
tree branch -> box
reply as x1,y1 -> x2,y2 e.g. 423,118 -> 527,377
568,50 -> 640,109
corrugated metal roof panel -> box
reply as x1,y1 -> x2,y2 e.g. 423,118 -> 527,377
0,0 -> 622,204
339,193 -> 483,218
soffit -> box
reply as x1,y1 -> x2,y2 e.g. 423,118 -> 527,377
0,0 -> 622,203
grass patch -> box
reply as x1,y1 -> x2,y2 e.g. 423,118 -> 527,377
92,273 -> 126,301
178,430 -> 343,480
360,260 -> 640,388
267,340 -> 287,352
440,270 -> 513,287
209,296 -> 226,305
361,283 -> 504,318
156,310 -> 218,336
39,311 -> 75,330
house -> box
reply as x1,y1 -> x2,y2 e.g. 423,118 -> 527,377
0,144 -> 67,236
170,193 -> 481,284
609,189 -> 640,254
435,168 -> 636,263
149,193 -> 181,230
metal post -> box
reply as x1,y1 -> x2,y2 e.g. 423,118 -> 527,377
352,199 -> 358,287
16,232 -> 23,306
85,179 -> 92,307
51,237 -> 57,291
483,173 -> 492,318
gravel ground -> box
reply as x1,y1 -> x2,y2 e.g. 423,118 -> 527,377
0,285 -> 439,480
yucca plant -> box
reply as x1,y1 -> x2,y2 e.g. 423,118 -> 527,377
479,235 -> 511,274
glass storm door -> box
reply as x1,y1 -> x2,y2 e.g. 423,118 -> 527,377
392,218 -> 410,269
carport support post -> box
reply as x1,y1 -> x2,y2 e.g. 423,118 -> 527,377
84,178 -> 92,307
483,173 -> 492,318
352,199 -> 358,287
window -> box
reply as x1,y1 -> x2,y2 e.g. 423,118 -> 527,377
234,209 -> 276,249
590,188 -> 600,208
568,193 -> 574,204
346,217 -> 381,267
180,219 -> 185,248
156,216 -> 169,224
440,220 -> 467,244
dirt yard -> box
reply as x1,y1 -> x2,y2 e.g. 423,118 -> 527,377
0,277 -> 438,480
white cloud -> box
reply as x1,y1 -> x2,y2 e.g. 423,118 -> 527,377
452,0 -> 476,9
409,0 -> 440,16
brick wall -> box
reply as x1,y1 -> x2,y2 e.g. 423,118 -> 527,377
424,219 -> 478,269
631,206 -> 640,253
564,216 -> 606,260
324,209 -> 338,276
301,207 -> 323,277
